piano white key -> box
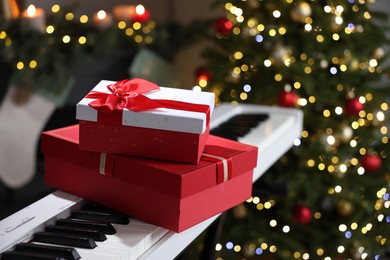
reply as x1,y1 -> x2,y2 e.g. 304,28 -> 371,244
94,225 -> 167,258
74,248 -> 125,259
74,250 -> 123,260
31,241 -> 126,260
110,224 -> 169,248
122,219 -> 168,245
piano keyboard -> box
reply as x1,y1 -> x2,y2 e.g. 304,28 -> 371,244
0,192 -> 168,260
0,103 -> 303,259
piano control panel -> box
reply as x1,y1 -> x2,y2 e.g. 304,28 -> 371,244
0,103 -> 303,259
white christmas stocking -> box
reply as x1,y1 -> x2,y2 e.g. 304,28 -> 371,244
0,85 -> 56,188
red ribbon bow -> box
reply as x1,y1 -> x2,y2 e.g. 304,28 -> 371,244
86,78 -> 211,127
86,78 -> 163,114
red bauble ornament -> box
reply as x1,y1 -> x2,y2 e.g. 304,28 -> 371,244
213,18 -> 233,35
195,67 -> 212,82
278,91 -> 298,107
133,6 -> 150,23
361,154 -> 382,173
292,204 -> 312,224
345,98 -> 363,116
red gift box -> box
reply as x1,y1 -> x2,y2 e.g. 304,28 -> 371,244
41,125 -> 258,232
76,79 -> 215,164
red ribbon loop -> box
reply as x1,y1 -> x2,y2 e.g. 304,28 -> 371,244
87,78 -> 162,114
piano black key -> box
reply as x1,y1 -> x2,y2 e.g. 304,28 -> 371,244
214,123 -> 255,130
71,210 -> 129,225
211,127 -> 249,137
215,116 -> 268,129
253,181 -> 288,196
33,231 -> 97,249
14,242 -> 80,260
209,133 -> 239,141
232,113 -> 269,120
45,224 -> 107,241
210,113 -> 269,140
218,118 -> 262,126
220,114 -> 269,124
56,218 -> 116,235
1,250 -> 65,260
81,203 -> 124,214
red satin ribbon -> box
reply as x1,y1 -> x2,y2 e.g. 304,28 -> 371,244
96,150 -> 232,184
87,78 -> 162,113
86,78 -> 211,126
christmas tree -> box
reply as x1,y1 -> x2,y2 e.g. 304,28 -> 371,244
195,0 -> 390,259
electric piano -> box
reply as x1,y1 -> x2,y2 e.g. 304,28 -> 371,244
0,103 -> 303,259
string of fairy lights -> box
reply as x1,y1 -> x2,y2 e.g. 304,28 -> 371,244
43,4 -> 155,44
0,3 -> 156,100
214,194 -> 390,259
194,0 -> 390,259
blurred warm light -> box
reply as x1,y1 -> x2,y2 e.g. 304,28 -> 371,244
135,5 -> 145,15
97,10 -> 107,19
26,4 -> 36,17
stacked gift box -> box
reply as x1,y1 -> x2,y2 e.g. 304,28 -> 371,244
41,78 -> 258,232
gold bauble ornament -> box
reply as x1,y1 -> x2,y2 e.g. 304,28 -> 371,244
337,123 -> 353,143
247,0 -> 260,9
374,47 -> 385,60
290,2 -> 312,23
330,17 -> 342,32
337,200 -> 353,217
243,242 -> 256,257
349,58 -> 360,71
232,203 -> 247,219
272,44 -> 291,66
